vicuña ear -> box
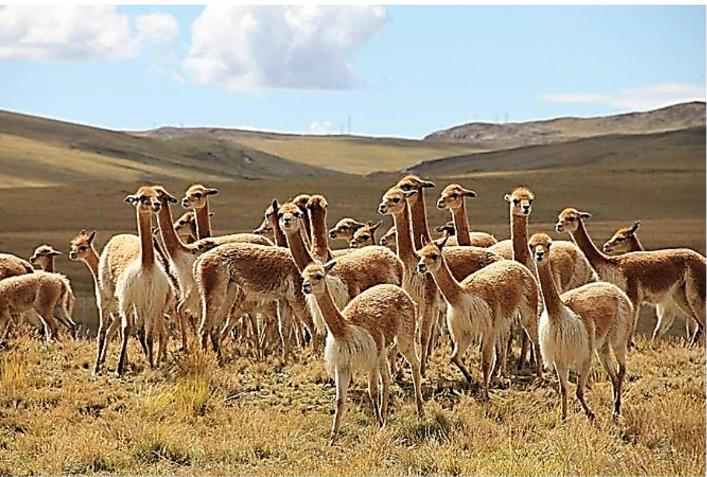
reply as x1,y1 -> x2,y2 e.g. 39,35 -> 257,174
206,188 -> 220,196
421,235 -> 429,247
402,189 -> 417,198
124,194 -> 138,205
88,231 -> 97,243
271,199 -> 279,211
370,221 -> 382,232
578,211 -> 592,220
436,234 -> 449,249
630,220 -> 641,233
504,193 -> 511,202
461,187 -> 477,197
420,179 -> 436,188
49,250 -> 62,256
323,260 -> 337,273
160,189 -> 177,203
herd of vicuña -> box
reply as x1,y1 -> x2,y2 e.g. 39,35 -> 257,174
2,177 -> 704,444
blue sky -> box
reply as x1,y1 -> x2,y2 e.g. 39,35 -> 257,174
0,5 -> 704,138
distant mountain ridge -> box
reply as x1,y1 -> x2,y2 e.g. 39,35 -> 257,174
0,101 -> 703,186
424,101 -> 706,150
407,126 -> 705,177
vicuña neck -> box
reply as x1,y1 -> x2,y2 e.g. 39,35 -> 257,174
267,214 -> 288,247
83,248 -> 100,282
537,261 -> 565,320
44,259 -> 55,273
629,235 -> 644,252
137,210 -> 155,268
571,220 -> 609,269
429,254 -> 463,306
392,205 -> 417,267
157,202 -> 189,257
194,202 -> 212,239
301,214 -> 313,247
451,204 -> 471,247
313,284 -> 350,339
410,194 -> 432,250
511,213 -> 531,267
284,227 -> 315,272
309,208 -> 332,262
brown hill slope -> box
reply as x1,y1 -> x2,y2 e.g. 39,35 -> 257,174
425,101 -> 705,150
407,127 -> 705,177
0,110 -> 342,187
136,127 -> 482,175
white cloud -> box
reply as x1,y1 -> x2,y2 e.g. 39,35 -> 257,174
0,6 -> 178,61
543,83 -> 705,111
136,13 -> 179,43
183,5 -> 386,91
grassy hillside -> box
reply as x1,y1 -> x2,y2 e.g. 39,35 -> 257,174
425,101 -> 706,149
407,127 -> 706,177
0,108 -> 703,476
0,335 -> 703,476
138,127 -> 483,175
0,110 -> 343,184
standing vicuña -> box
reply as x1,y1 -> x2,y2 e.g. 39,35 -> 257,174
556,208 -> 705,346
416,235 -> 539,400
603,221 -> 698,343
301,261 -> 423,445
0,271 -> 75,343
115,186 -> 172,375
530,233 -> 632,421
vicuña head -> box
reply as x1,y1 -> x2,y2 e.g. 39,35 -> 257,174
278,201 -> 305,235
504,186 -> 535,217
181,184 -> 219,210
528,232 -> 553,264
301,261 -> 337,295
292,194 -> 312,212
30,244 -> 62,269
329,218 -> 365,241
415,235 -> 449,275
379,226 -> 396,249
350,221 -> 382,248
305,194 -> 328,213
603,221 -> 640,254
68,230 -> 96,261
377,187 -> 415,216
125,186 -> 162,214
435,221 -> 456,237
396,175 -> 435,205
436,184 -> 476,210
152,185 -> 178,205
555,207 -> 592,233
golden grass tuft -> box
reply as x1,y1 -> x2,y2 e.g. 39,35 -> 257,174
0,335 -> 702,476
0,350 -> 29,402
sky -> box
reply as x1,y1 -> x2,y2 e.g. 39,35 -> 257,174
0,5 -> 704,138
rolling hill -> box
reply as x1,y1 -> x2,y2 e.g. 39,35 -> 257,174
136,127 -> 482,175
424,101 -> 706,150
0,110 -> 343,187
407,126 -> 706,177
